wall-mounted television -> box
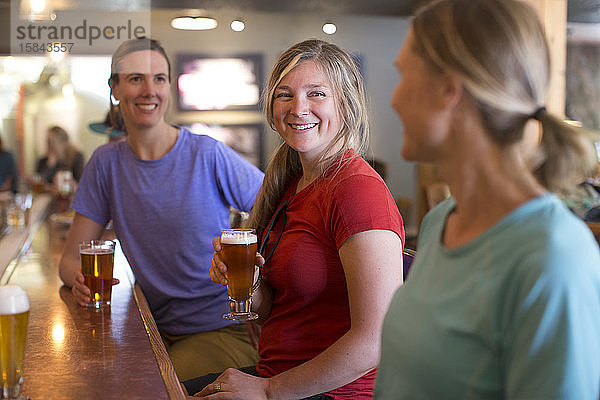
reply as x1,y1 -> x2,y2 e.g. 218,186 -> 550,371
182,123 -> 264,169
176,53 -> 263,111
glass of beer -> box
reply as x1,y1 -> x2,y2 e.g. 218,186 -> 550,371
0,285 -> 30,400
221,229 -> 258,321
79,240 -> 115,308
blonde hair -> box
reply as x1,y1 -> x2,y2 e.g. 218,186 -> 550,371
413,0 -> 595,193
47,126 -> 77,167
250,39 -> 370,238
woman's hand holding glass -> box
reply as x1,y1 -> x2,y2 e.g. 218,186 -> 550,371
70,270 -> 121,307
210,236 -> 265,286
211,234 -> 265,321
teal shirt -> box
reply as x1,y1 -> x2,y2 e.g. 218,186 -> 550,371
375,194 -> 600,400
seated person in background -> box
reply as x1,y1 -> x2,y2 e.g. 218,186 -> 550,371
58,38 -> 265,381
0,134 -> 18,193
36,125 -> 84,185
184,39 -> 405,399
375,1 -> 600,399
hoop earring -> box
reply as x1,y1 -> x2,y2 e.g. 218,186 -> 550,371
110,94 -> 120,106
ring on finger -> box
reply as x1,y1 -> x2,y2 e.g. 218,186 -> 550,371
213,382 -> 221,392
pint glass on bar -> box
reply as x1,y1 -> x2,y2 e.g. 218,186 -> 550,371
79,240 -> 115,308
0,285 -> 30,400
221,229 -> 258,321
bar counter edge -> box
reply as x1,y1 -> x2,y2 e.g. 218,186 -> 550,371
0,194 -> 186,400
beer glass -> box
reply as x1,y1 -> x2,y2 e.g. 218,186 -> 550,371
79,240 -> 115,308
0,285 -> 30,400
221,229 -> 258,321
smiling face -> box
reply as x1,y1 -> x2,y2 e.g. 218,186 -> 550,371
109,50 -> 170,130
271,60 -> 342,163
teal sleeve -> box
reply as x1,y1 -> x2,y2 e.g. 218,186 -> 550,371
504,242 -> 600,400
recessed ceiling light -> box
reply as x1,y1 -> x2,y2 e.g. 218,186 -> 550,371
231,19 -> 245,32
322,22 -> 337,35
171,16 -> 218,31
20,0 -> 56,21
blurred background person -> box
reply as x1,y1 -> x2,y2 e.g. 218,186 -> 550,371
58,37 -> 264,381
36,125 -> 84,185
376,1 -> 600,399
0,133 -> 18,193
185,39 -> 404,399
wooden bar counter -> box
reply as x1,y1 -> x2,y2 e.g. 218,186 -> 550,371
1,194 -> 186,400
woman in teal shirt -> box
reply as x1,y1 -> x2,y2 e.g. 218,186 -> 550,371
376,0 -> 600,399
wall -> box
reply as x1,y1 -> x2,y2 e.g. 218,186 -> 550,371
149,10 -> 415,225
1,8 -> 415,226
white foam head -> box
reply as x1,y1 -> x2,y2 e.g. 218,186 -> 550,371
221,232 -> 257,245
80,248 -> 114,255
0,285 -> 30,315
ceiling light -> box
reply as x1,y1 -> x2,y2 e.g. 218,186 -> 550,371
322,22 -> 337,35
19,0 -> 56,21
62,84 -> 74,97
231,19 -> 245,32
171,16 -> 218,31
49,49 -> 65,63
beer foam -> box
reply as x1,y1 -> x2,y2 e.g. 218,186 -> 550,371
0,285 -> 30,315
80,248 -> 114,255
221,233 -> 258,245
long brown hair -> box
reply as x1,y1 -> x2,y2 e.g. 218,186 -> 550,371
412,0 -> 596,193
249,39 -> 370,239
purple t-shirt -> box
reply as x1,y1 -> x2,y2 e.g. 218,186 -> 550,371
72,128 -> 264,334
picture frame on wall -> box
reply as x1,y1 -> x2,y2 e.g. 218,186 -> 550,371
182,123 -> 264,169
176,53 -> 263,111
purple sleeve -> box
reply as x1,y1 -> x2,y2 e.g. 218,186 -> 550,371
213,141 -> 264,212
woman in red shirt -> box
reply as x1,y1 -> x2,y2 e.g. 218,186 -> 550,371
185,39 -> 405,400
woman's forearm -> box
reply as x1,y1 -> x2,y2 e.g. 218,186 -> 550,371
264,230 -> 403,399
266,328 -> 380,400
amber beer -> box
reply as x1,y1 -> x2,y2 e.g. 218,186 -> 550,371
79,240 -> 115,308
221,229 -> 258,320
0,285 -> 30,400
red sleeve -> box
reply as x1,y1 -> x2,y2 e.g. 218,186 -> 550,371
328,174 -> 405,249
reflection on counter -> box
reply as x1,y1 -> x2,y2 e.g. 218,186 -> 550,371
3,209 -> 183,398
0,191 -> 33,238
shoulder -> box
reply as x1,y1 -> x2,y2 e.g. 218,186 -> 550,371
0,150 -> 14,160
513,195 -> 596,259
419,197 -> 455,239
91,141 -> 123,158
178,127 -> 219,150
86,141 -> 126,168
327,155 -> 389,193
503,195 -> 600,293
0,151 -> 15,166
175,128 -> 231,163
321,156 -> 397,214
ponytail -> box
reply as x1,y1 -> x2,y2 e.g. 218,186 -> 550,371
531,111 -> 596,193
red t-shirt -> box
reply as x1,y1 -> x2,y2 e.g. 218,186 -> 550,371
256,151 -> 405,399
